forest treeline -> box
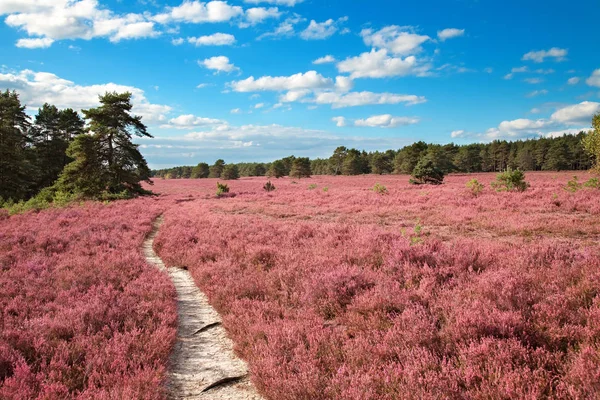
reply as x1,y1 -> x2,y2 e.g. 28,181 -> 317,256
153,131 -> 594,179
0,89 -> 152,206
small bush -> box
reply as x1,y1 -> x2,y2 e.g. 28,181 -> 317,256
263,181 -> 276,192
372,183 -> 388,195
216,182 -> 230,197
322,186 -> 329,192
584,177 -> 600,189
308,184 -> 317,190
410,157 -> 445,185
466,179 -> 485,196
564,176 -> 582,193
491,169 -> 529,192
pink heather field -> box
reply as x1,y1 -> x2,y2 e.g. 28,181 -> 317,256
2,171 -> 600,399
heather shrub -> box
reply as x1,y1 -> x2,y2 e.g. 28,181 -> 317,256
372,183 -> 388,194
263,181 -> 276,192
491,168 -> 529,192
410,156 -> 444,185
466,179 -> 484,196
216,182 -> 230,196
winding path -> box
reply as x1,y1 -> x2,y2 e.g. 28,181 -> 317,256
143,216 -> 263,400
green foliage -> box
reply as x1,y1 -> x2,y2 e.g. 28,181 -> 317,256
466,179 -> 485,196
322,186 -> 329,192
209,159 -> 226,178
372,183 -> 388,195
410,156 -> 445,185
216,182 -> 230,197
221,164 -> 240,180
564,176 -> 582,193
582,112 -> 600,173
584,177 -> 599,189
267,160 -> 286,178
491,168 -> 530,192
289,157 -> 312,179
191,163 -> 210,178
308,184 -> 317,190
263,180 -> 276,192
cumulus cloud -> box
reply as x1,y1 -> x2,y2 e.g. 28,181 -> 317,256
313,91 -> 426,108
354,114 -> 420,128
437,28 -> 464,41
313,55 -> 336,64
244,0 -> 303,5
361,26 -> 430,55
154,1 -> 243,24
334,76 -> 354,92
587,69 -> 600,88
0,69 -> 171,125
526,89 -> 548,98
567,77 -> 580,85
161,114 -> 225,129
522,47 -> 568,63
229,71 -> 333,92
300,16 -> 348,40
332,116 -> 347,127
550,101 -> 600,125
241,7 -> 281,27
188,32 -> 236,46
15,37 -> 54,48
337,49 -> 430,79
199,56 -> 239,73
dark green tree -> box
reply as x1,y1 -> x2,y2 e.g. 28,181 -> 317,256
371,152 -> 393,174
289,157 -> 312,178
75,92 -> 152,197
209,159 -> 226,178
410,155 -> 445,185
191,162 -> 210,178
221,164 -> 240,180
54,135 -> 106,198
0,90 -> 32,201
329,146 -> 348,175
267,160 -> 286,178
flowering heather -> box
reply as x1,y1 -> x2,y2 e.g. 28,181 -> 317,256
153,172 -> 600,399
0,199 -> 176,399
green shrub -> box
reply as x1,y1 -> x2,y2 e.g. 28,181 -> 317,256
584,177 -> 600,189
410,157 -> 445,185
466,179 -> 485,196
322,186 -> 329,192
564,176 -> 582,193
263,181 -> 276,192
216,182 -> 230,197
491,169 -> 529,192
372,183 -> 388,195
308,184 -> 318,190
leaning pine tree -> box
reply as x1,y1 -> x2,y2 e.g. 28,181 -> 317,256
55,92 -> 153,199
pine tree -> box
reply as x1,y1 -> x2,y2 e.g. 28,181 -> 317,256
191,162 -> 210,178
267,160 -> 286,178
583,113 -> 600,173
209,159 -> 225,178
289,157 -> 312,178
0,90 -> 32,201
54,135 -> 106,198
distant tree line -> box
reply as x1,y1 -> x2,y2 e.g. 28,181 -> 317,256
0,89 -> 152,206
153,131 -> 595,179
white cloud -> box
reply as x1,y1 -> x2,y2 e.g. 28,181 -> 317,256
15,37 -> 54,48
230,108 -> 241,114
354,114 -> 419,128
161,114 -> 224,129
0,69 -> 171,125
567,77 -> 580,85
586,69 -> 600,88
244,0 -> 302,5
229,71 -> 333,92
522,47 -> 568,63
154,1 -> 243,24
334,76 -> 354,92
3,0 -> 160,45
361,26 -> 430,55
534,68 -> 555,74
526,89 -> 548,98
451,130 -> 465,138
337,49 -> 430,79
199,56 -> 239,73
550,101 -> 600,125
524,77 -> 543,84
188,33 -> 236,46
332,116 -> 347,127
530,108 -> 541,114
254,102 -> 265,109
256,15 -> 304,39
313,55 -> 336,64
484,67 -> 493,74
172,37 -> 184,45
279,89 -> 311,102
242,7 -> 280,26
300,17 -> 348,40
437,28 -> 464,41
313,91 -> 426,108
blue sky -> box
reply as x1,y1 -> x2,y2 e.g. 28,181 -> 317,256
1,0 -> 599,168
